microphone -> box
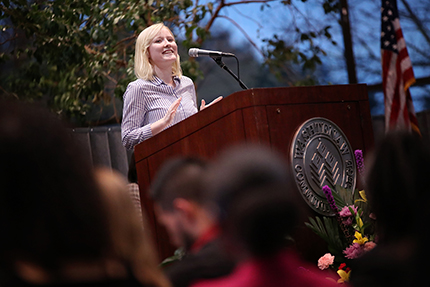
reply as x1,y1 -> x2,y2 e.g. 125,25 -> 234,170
188,48 -> 235,58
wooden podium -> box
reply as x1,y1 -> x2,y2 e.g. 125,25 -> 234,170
134,84 -> 374,261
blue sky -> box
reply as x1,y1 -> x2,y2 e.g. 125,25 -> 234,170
195,0 -> 430,114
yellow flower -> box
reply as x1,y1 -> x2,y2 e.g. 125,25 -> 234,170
337,269 -> 351,283
357,216 -> 364,229
353,231 -> 368,245
355,190 -> 367,203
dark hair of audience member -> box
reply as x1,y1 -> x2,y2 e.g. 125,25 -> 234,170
205,144 -> 300,257
349,131 -> 430,287
0,101 -> 110,281
150,156 -> 207,211
366,131 -> 430,243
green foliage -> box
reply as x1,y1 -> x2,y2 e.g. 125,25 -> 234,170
0,0 -> 210,125
322,0 -> 340,14
160,247 -> 185,267
263,23 -> 334,85
332,185 -> 352,209
306,183 -> 377,269
305,216 -> 346,257
1,0 -> 341,125
262,0 -> 339,85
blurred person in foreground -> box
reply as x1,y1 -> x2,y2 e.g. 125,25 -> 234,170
350,132 -> 430,287
95,167 -> 170,287
191,144 -> 340,287
150,157 -> 235,287
0,100 -> 169,287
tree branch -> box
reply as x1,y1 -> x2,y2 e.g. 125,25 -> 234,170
218,15 -> 265,57
0,84 -> 18,99
199,0 -> 225,44
198,0 -> 276,44
113,34 -> 137,48
406,41 -> 430,61
0,33 -> 18,46
367,76 -> 430,91
400,0 -> 430,45
231,5 -> 263,30
224,0 -> 276,7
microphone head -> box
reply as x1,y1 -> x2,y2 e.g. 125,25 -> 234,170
188,48 -> 199,58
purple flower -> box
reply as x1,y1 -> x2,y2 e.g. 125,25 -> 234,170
343,243 -> 365,259
322,185 -> 338,212
355,150 -> 365,175
339,205 -> 358,217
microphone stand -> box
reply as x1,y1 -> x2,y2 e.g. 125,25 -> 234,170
211,56 -> 249,90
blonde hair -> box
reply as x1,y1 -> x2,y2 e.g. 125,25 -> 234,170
95,168 -> 171,287
134,23 -> 182,81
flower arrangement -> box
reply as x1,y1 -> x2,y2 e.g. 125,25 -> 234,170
305,150 -> 376,284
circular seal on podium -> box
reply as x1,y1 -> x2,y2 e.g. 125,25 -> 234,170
290,117 -> 356,216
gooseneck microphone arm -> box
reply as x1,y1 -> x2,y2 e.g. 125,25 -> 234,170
188,48 -> 249,90
211,56 -> 249,90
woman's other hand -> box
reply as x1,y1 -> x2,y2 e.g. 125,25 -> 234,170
200,96 -> 223,111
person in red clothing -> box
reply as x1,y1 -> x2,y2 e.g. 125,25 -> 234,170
191,144 -> 341,287
150,157 -> 235,287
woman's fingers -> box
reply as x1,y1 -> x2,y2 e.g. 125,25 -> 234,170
200,96 -> 223,110
209,96 -> 223,106
165,97 -> 182,123
200,99 -> 206,110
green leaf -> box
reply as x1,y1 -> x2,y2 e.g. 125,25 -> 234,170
160,247 -> 186,267
306,216 -> 346,255
334,185 -> 354,206
300,33 -> 310,41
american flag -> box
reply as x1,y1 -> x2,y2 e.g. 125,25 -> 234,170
381,0 -> 420,134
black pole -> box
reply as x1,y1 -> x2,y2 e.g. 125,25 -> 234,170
211,56 -> 249,90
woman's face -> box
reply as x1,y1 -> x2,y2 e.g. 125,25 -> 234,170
148,27 -> 178,69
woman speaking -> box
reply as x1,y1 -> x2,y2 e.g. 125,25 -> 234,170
121,23 -> 221,150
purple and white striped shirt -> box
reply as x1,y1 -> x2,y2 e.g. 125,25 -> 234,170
121,75 -> 198,150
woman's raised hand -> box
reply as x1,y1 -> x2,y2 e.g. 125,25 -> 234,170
150,97 -> 182,136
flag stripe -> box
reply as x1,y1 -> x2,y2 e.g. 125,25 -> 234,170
381,0 -> 419,134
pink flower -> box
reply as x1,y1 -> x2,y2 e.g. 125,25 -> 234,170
339,205 -> 358,217
364,241 -> 377,252
342,217 -> 353,226
343,243 -> 365,259
318,253 -> 335,270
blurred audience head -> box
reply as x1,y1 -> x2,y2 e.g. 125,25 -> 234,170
0,100 -> 170,286
0,100 -> 111,276
366,131 -> 430,243
205,144 -> 299,258
150,156 -> 213,249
